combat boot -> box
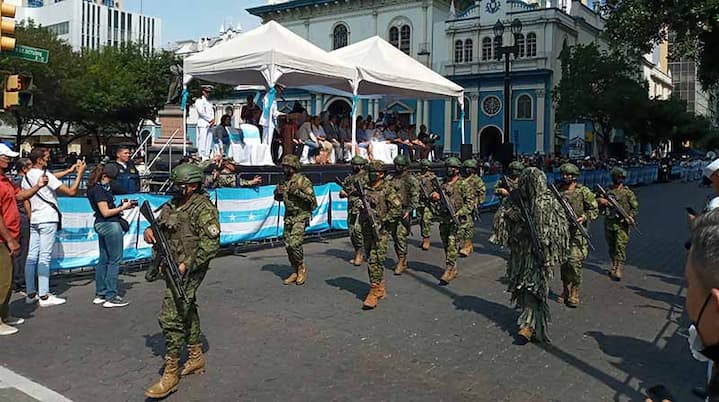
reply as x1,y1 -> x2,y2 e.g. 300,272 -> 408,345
283,267 -> 298,285
393,257 -> 408,275
352,249 -> 364,266
296,263 -> 307,285
145,357 -> 180,399
440,265 -> 458,283
458,240 -> 472,257
612,262 -> 623,281
518,327 -> 533,343
377,280 -> 386,299
180,344 -> 206,376
607,261 -> 617,280
363,282 -> 382,309
421,237 -> 430,250
567,285 -> 580,308
558,282 -> 569,305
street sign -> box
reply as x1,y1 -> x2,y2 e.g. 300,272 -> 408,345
5,45 -> 48,63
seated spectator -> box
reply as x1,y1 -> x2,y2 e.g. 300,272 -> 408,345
415,124 -> 431,160
322,113 -> 343,162
297,116 -> 321,163
338,117 -> 354,159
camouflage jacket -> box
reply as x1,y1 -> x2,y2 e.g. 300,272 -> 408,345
434,176 -> 475,223
598,185 -> 639,222
463,174 -> 487,206
362,179 -> 402,227
416,171 -> 437,202
559,183 -> 599,227
275,173 -> 317,217
156,191 -> 220,272
388,171 -> 420,213
207,173 -> 254,189
494,176 -> 518,197
341,171 -> 369,215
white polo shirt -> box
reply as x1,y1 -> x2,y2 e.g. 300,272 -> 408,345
21,168 -> 63,224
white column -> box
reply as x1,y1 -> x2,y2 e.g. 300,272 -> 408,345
357,98 -> 363,117
315,95 -> 323,116
373,100 -> 379,119
470,95 -> 479,152
444,99 -> 452,153
416,100 -> 423,131
423,100 -> 429,128
536,89 -> 545,153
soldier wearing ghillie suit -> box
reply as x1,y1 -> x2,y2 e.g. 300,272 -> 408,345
207,159 -> 262,188
596,167 -> 638,281
429,157 -> 475,284
458,159 -> 486,257
387,155 -> 419,275
143,163 -> 220,399
556,163 -> 598,308
274,155 -> 317,286
359,161 -> 402,309
338,156 -> 369,266
493,161 -> 524,199
416,159 -> 437,251
491,168 -> 570,343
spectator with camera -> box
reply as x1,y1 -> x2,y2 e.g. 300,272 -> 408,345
87,163 -> 134,308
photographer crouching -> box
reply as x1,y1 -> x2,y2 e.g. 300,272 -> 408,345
86,163 -> 134,308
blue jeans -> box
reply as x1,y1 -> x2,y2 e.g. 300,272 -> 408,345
304,140 -> 319,157
25,222 -> 57,297
93,221 -> 125,300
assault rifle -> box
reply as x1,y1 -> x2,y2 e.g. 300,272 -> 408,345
596,184 -> 641,235
513,193 -> 546,263
355,181 -> 382,243
139,201 -> 190,305
549,183 -> 595,250
418,178 -> 433,202
431,176 -> 461,227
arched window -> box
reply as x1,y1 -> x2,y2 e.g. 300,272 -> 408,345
516,94 -> 533,119
454,40 -> 463,63
400,25 -> 411,54
332,24 -> 348,50
526,33 -> 537,57
493,36 -> 503,60
389,26 -> 399,47
481,37 -> 492,61
464,39 -> 473,63
515,33 -> 525,58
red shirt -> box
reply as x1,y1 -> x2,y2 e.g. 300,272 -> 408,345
0,175 -> 20,242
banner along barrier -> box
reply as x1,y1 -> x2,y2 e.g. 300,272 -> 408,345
48,166 -> 657,271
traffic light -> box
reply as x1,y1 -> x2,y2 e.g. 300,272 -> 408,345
3,74 -> 33,109
0,0 -> 16,52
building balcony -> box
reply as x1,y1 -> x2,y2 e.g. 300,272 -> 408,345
442,53 -> 551,77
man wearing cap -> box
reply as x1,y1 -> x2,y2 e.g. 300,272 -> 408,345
458,159 -> 486,257
274,155 -> 317,286
207,158 -> 262,188
388,155 -> 419,275
194,85 -> 215,160
416,159 -> 437,250
339,156 -> 369,266
0,144 -> 48,335
597,167 -> 639,281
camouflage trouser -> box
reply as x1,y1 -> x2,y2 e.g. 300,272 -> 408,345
439,221 -> 459,266
418,206 -> 433,238
387,219 -> 409,260
457,215 -> 475,242
560,234 -> 588,286
362,222 -> 389,284
516,289 -> 551,343
348,211 -> 363,250
604,221 -> 630,263
284,213 -> 310,268
159,268 -> 208,359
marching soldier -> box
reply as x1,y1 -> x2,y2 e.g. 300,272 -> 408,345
416,159 -> 437,250
207,159 -> 262,188
458,159 -> 486,257
556,163 -> 598,308
339,156 -> 369,266
429,157 -> 475,284
494,161 -> 525,198
388,155 -> 419,275
360,161 -> 402,309
274,155 -> 317,286
143,163 -> 220,399
597,167 -> 639,281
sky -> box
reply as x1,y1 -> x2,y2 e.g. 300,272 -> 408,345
122,0 -> 275,46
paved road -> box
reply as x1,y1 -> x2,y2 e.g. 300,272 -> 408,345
0,181 -> 706,401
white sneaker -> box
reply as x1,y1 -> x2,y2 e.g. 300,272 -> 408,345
4,317 -> 24,325
25,294 -> 38,304
92,297 -> 106,305
38,294 -> 66,307
102,297 -> 129,308
0,323 -> 18,336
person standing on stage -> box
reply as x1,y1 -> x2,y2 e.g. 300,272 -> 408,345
194,85 -> 215,160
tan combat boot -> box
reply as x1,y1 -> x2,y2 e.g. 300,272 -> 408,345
421,237 -> 431,250
145,357 -> 180,399
283,267 -> 298,285
458,240 -> 472,257
394,257 -> 408,275
352,249 -> 364,266
377,280 -> 386,300
558,282 -> 569,305
567,285 -> 579,308
607,261 -> 617,280
181,344 -> 206,376
296,263 -> 307,285
363,282 -> 382,309
440,265 -> 458,283
518,327 -> 533,343
612,262 -> 623,281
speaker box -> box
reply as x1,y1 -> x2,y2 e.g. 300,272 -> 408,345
460,144 -> 473,161
496,143 -> 514,164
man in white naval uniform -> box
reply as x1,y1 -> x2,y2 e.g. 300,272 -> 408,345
194,85 -> 215,160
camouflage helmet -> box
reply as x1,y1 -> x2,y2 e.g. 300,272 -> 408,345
281,154 -> 301,170
560,163 -> 580,176
368,160 -> 386,172
610,167 -> 627,178
444,157 -> 462,168
350,155 -> 368,166
393,155 -> 410,166
462,159 -> 478,169
171,163 -> 204,184
420,159 -> 432,168
508,161 -> 525,174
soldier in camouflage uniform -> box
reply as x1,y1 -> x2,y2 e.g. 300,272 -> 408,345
207,159 -> 262,188
388,155 -> 419,275
416,159 -> 437,251
458,159 -> 487,257
360,161 -> 402,309
494,161 -> 524,198
596,167 -> 639,281
429,157 -> 475,284
556,163 -> 598,308
338,156 -> 369,266
491,168 -> 569,343
274,155 -> 317,286
144,163 -> 220,399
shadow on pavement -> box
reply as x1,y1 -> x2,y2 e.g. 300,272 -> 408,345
325,276 -> 367,301
626,285 -> 685,308
403,260 -> 444,281
260,264 -> 293,281
323,248 -> 354,264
